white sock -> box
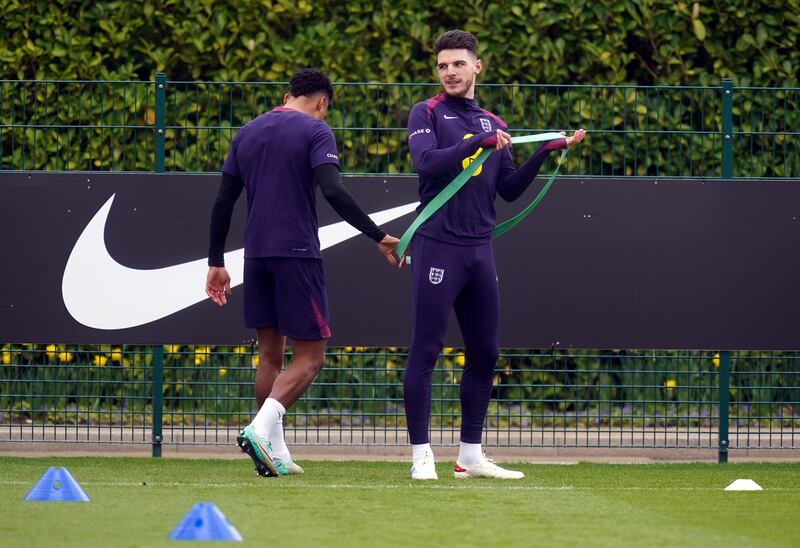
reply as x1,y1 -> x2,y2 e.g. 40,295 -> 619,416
251,398 -> 285,440
458,442 -> 482,466
268,417 -> 291,461
412,443 -> 433,462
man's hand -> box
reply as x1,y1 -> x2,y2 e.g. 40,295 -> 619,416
563,128 -> 586,146
206,266 -> 231,306
495,128 -> 512,150
377,235 -> 399,266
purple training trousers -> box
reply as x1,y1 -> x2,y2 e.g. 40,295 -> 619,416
403,234 -> 500,444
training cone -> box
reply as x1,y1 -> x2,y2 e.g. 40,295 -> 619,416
168,502 -> 243,541
725,479 -> 763,491
24,466 -> 90,502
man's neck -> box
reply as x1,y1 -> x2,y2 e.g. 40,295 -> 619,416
444,92 -> 475,102
283,97 -> 316,118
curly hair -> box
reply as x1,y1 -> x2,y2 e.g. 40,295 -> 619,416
289,68 -> 334,101
433,30 -> 478,56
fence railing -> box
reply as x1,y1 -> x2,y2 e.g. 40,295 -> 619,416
1,345 -> 797,461
2,77 -> 799,177
1,78 -> 798,462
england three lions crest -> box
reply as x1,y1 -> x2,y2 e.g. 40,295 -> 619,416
480,118 -> 492,132
429,267 -> 445,285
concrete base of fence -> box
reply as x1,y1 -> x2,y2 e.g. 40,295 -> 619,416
1,426 -> 797,462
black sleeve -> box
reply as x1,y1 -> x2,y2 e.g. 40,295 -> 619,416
315,163 -> 386,243
208,172 -> 244,267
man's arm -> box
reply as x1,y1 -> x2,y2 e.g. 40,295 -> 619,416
208,172 -> 244,266
206,171 -> 244,306
496,129 -> 586,202
407,104 -> 496,178
496,139 -> 567,202
315,163 -> 398,265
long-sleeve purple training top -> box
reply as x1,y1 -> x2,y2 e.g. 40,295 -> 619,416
407,92 -> 567,245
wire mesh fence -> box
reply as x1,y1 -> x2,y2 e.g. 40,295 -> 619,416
1,345 -> 797,456
2,78 -> 799,177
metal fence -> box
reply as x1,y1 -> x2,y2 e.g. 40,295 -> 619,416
2,77 -> 799,177
1,78 -> 799,461
1,344 -> 797,461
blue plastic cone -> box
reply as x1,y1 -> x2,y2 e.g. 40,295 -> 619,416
168,502 -> 243,541
25,466 -> 90,502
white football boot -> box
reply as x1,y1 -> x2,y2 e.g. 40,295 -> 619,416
454,455 -> 524,479
410,451 -> 438,480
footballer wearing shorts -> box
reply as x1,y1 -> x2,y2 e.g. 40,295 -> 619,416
206,68 -> 399,476
402,30 -> 585,480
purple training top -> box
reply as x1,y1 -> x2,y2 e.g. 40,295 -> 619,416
222,106 -> 340,259
407,92 -> 567,245
407,92 -> 512,245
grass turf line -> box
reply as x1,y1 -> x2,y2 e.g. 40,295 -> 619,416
0,457 -> 797,547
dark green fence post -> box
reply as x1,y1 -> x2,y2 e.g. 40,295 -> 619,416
718,80 -> 734,463
154,73 -> 166,173
151,345 -> 164,457
718,350 -> 730,463
721,78 -> 733,179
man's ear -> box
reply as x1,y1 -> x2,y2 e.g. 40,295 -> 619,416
283,93 -> 290,105
474,58 -> 483,75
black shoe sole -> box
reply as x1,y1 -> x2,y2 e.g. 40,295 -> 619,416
236,434 -> 277,477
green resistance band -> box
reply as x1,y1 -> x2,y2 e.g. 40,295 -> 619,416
398,132 -> 569,262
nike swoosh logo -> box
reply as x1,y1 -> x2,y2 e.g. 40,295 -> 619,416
443,115 -> 459,120
62,194 -> 419,330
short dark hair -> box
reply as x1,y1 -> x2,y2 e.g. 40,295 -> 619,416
289,68 -> 334,102
433,30 -> 478,56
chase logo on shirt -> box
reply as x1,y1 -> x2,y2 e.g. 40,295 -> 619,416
480,118 -> 492,132
429,267 -> 445,285
409,128 -> 431,139
326,153 -> 339,159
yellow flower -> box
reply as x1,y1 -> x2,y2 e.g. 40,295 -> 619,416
344,346 -> 353,352
233,346 -> 248,354
165,344 -> 181,354
251,354 -> 259,368
46,344 -> 57,359
443,347 -> 454,354
664,379 -> 677,390
93,355 -> 108,367
355,346 -> 367,352
194,346 -> 211,366
712,353 -> 720,368
111,348 -> 123,362
218,368 -> 227,377
58,352 -> 73,362
455,355 -> 465,367
1,352 -> 11,365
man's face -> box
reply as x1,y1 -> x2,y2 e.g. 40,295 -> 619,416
436,49 -> 481,98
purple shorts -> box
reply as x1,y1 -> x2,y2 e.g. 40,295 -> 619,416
243,257 -> 331,340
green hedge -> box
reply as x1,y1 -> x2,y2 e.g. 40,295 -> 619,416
2,2 -> 799,176
2,0 -> 799,86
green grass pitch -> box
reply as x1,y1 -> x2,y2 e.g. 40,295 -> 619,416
0,457 -> 798,547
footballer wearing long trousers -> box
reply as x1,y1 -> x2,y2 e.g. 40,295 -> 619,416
206,68 -> 399,477
402,30 -> 586,480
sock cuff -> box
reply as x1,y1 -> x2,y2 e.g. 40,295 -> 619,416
266,397 -> 286,417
